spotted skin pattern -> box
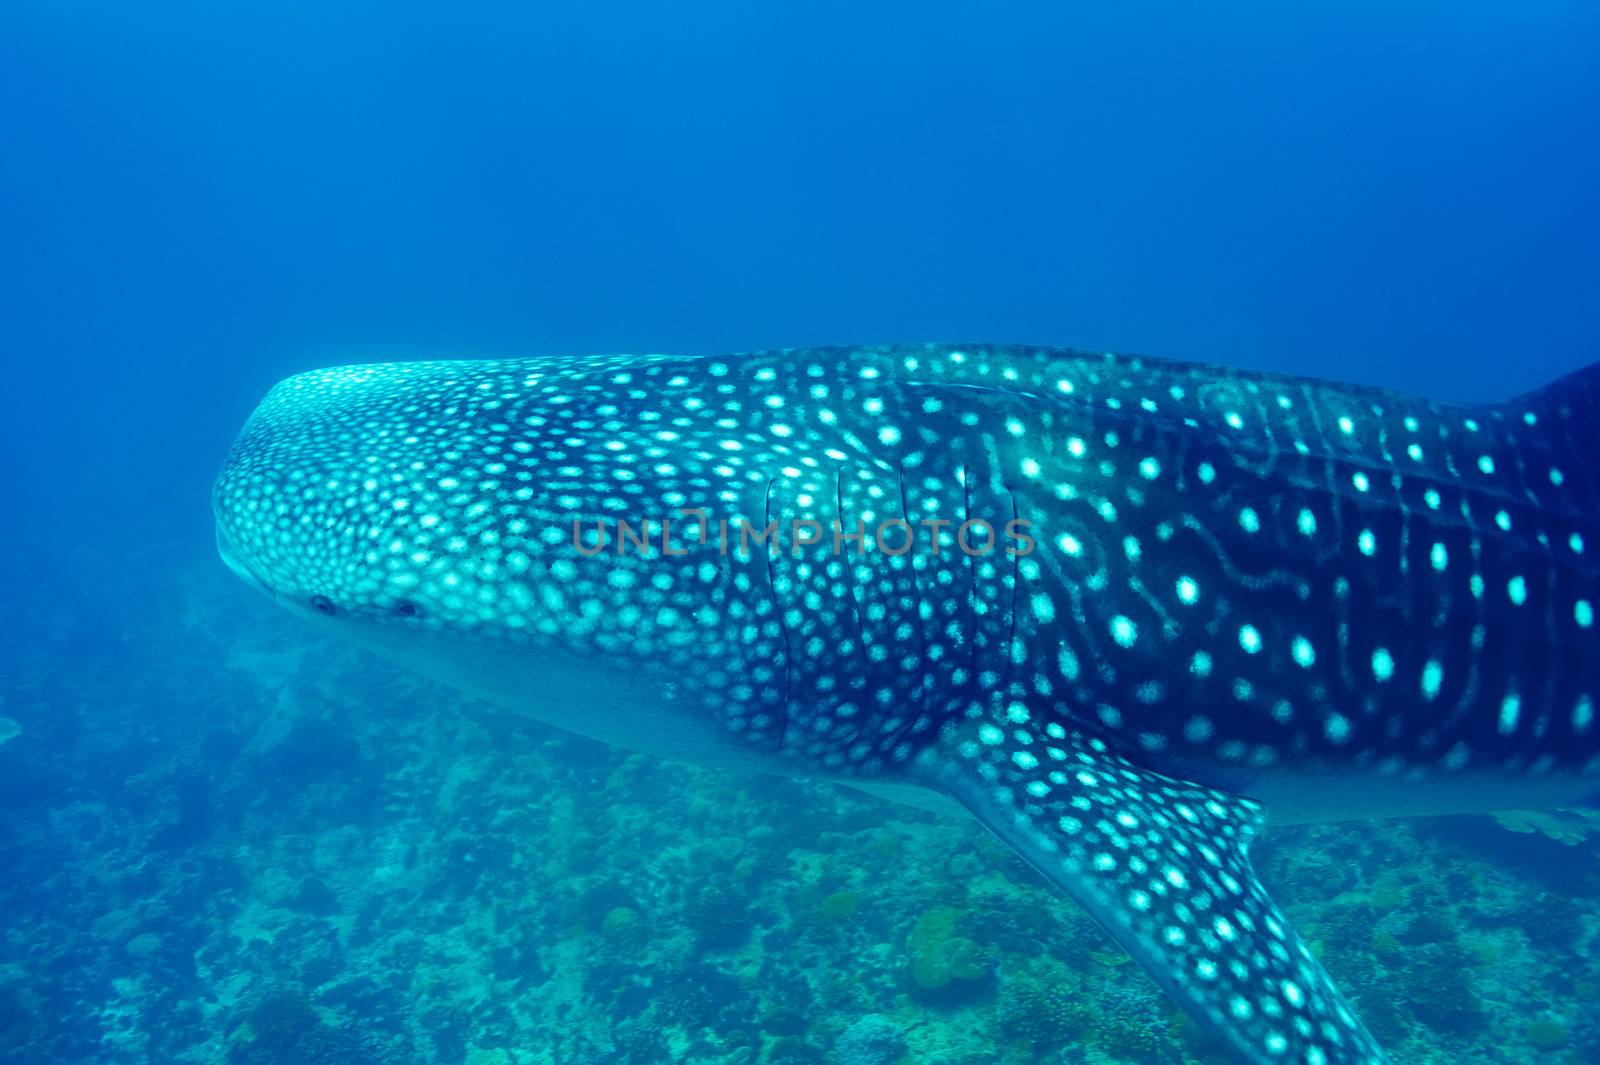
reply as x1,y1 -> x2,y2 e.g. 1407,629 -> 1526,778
926,729 -> 1376,1065
214,344 -> 1600,1065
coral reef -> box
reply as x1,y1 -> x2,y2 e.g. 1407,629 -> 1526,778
995,957 -> 1091,1052
831,1014 -> 903,1065
2,553 -> 1599,1064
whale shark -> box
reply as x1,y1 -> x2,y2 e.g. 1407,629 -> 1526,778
213,343 -> 1600,1064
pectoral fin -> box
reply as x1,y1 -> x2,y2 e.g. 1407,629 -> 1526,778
917,713 -> 1388,1065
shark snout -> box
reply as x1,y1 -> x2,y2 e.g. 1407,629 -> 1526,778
216,524 -> 277,600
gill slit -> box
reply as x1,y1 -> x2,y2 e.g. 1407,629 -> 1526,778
762,475 -> 794,749
896,461 -> 931,725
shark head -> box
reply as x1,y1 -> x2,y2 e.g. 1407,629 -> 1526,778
211,347 -> 1041,772
214,356 -> 771,756
211,353 -> 888,765
214,358 -> 678,633
216,343 -> 1600,1065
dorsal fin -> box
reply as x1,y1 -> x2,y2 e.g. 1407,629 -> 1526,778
1501,359 -> 1600,422
1495,360 -> 1600,505
876,343 -> 1600,524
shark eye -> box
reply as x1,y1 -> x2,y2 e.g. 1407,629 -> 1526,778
309,595 -> 336,616
395,601 -> 419,617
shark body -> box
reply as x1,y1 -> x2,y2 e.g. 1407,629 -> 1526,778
213,344 -> 1600,1064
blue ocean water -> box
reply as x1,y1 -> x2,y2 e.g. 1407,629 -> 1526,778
3,3 -> 1599,1064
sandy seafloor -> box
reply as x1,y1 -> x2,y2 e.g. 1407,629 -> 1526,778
2,545 -> 1598,1065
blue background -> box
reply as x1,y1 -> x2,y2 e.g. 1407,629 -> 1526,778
1,9 -> 1599,1063
3,1 -> 1597,560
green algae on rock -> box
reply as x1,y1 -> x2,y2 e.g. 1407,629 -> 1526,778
600,906 -> 648,951
906,906 -> 988,992
1523,1017 -> 1569,1051
817,891 -> 859,921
